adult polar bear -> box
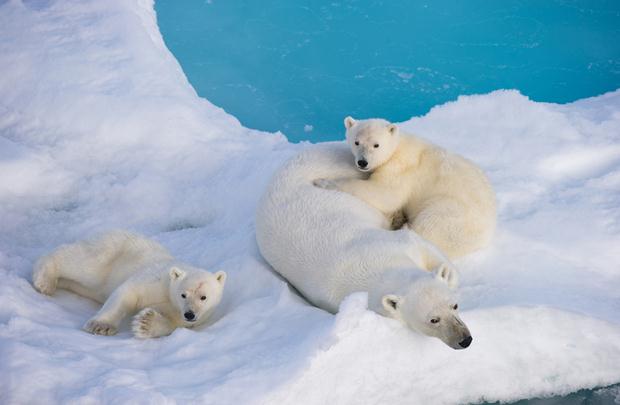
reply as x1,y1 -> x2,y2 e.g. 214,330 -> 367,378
256,141 -> 476,349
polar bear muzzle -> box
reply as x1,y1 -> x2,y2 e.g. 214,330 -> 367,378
444,313 -> 473,350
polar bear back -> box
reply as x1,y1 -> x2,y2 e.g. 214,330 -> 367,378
256,144 -> 435,312
42,231 -> 173,301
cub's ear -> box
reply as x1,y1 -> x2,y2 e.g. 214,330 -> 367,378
434,263 -> 459,289
170,266 -> 186,281
387,123 -> 398,135
214,271 -> 227,286
382,294 -> 402,315
344,116 -> 356,130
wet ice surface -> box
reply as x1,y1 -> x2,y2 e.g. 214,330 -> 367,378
156,0 -> 620,141
0,1 -> 620,404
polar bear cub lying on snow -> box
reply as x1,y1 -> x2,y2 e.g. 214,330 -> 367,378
33,231 -> 226,338
315,117 -> 496,260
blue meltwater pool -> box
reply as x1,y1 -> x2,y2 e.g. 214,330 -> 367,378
155,0 -> 620,142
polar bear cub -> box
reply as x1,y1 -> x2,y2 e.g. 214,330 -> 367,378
315,117 -> 496,260
33,231 -> 226,338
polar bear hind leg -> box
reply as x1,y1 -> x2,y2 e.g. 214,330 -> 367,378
410,197 -> 479,260
33,242 -> 108,299
32,232 -> 142,301
33,254 -> 60,295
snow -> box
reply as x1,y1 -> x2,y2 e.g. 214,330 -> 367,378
0,0 -> 619,404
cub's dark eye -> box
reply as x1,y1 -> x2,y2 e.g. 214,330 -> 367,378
453,304 -> 458,310
201,296 -> 207,301
181,293 -> 186,299
374,144 -> 379,148
430,318 -> 440,324
354,141 -> 359,146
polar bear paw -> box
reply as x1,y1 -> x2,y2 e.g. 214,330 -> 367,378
132,308 -> 173,339
32,263 -> 57,296
84,319 -> 118,336
313,178 -> 338,190
132,308 -> 158,339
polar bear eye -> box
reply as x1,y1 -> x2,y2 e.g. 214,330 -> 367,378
354,141 -> 359,146
181,293 -> 186,299
201,296 -> 207,301
453,304 -> 458,310
374,144 -> 379,148
430,317 -> 440,324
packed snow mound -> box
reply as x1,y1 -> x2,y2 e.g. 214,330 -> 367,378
1,0 -> 619,404
267,294 -> 620,405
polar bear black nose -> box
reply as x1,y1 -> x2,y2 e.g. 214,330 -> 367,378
357,159 -> 368,168
184,311 -> 195,321
459,336 -> 472,348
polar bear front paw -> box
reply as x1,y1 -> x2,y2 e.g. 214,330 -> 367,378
132,308 -> 158,339
313,178 -> 338,190
132,308 -> 174,339
84,319 -> 118,336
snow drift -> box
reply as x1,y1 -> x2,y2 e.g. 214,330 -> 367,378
1,0 -> 619,404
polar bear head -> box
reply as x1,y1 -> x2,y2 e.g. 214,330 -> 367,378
169,266 -> 227,326
344,117 -> 400,172
374,268 -> 472,350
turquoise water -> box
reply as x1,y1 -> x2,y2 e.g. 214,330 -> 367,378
156,0 -> 620,142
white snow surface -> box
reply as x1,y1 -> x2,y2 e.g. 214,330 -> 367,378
1,0 -> 619,404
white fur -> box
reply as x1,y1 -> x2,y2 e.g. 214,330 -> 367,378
370,268 -> 471,349
256,144 -> 472,349
322,117 -> 497,259
33,231 -> 226,338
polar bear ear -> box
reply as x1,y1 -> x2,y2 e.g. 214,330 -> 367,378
382,294 -> 402,315
434,263 -> 458,289
344,116 -> 356,130
170,267 -> 186,281
214,271 -> 227,286
387,123 -> 398,135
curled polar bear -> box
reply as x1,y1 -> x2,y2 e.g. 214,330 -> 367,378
256,144 -> 472,349
316,117 -> 497,260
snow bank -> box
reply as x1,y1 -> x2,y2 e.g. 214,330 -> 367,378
0,0 -> 619,404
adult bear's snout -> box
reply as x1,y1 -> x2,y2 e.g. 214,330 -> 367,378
357,159 -> 368,169
184,311 -> 195,321
458,335 -> 472,348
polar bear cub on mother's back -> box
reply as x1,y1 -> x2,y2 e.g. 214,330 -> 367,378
33,231 -> 226,338
315,117 -> 496,260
